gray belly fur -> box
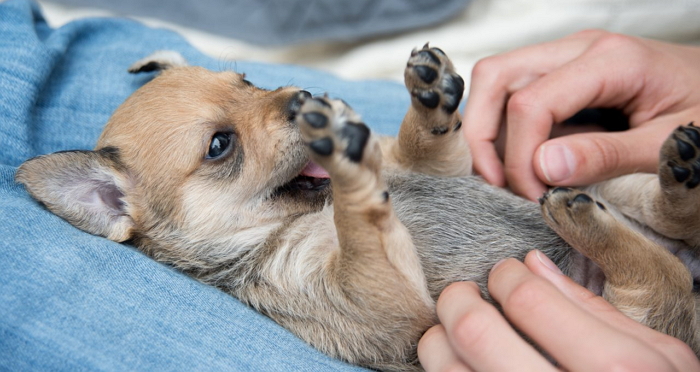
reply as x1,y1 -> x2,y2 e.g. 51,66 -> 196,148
387,172 -> 574,300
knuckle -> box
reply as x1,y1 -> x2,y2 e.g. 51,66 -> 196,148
471,56 -> 500,81
589,136 -> 625,175
506,89 -> 538,117
589,32 -> 645,57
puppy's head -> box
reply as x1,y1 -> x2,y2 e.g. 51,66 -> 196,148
16,52 -> 331,260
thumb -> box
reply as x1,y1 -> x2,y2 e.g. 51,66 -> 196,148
532,126 -> 670,187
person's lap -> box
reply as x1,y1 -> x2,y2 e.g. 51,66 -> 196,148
0,1 -> 410,370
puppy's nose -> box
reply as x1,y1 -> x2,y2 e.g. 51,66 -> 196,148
287,90 -> 312,122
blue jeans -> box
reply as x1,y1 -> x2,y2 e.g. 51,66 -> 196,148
0,1 -> 411,370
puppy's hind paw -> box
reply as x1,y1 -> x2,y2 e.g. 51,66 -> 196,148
661,123 -> 700,189
540,187 -> 613,257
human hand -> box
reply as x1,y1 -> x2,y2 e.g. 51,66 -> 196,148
417,250 -> 700,371
463,30 -> 700,200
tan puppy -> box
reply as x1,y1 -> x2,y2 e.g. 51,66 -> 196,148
15,46 -> 700,371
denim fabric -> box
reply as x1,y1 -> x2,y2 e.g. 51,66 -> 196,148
0,1 -> 411,370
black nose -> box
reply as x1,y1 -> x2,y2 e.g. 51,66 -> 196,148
287,90 -> 312,122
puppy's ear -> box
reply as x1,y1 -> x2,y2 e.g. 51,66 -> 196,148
15,147 -> 135,242
128,50 -> 188,74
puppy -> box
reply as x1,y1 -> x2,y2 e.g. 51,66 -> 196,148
15,45 -> 700,371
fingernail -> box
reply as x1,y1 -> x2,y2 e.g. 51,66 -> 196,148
540,143 -> 575,183
536,250 -> 563,275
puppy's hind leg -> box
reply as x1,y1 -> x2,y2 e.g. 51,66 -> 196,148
387,44 -> 470,176
540,188 -> 699,354
589,123 -> 700,247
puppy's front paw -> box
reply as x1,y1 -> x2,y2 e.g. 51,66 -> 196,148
295,96 -> 382,188
405,44 -> 465,134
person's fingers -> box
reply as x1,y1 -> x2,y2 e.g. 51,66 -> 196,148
532,121 -> 678,187
502,37 -> 656,200
488,258 -> 676,371
464,31 -> 607,187
525,250 -> 700,372
436,281 -> 556,372
418,325 -> 473,372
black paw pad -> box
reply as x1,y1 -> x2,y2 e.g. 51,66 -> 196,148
416,91 -> 440,109
414,65 -> 438,84
688,160 -> 700,189
382,191 -> 389,203
441,74 -> 465,114
417,50 -> 441,65
303,112 -> 328,129
313,97 -> 332,109
431,47 -> 446,56
568,193 -> 593,207
341,122 -> 370,163
551,187 -> 572,194
431,126 -> 449,135
675,137 -> 696,161
669,162 -> 691,183
309,137 -> 334,156
681,126 -> 700,147
453,120 -> 462,132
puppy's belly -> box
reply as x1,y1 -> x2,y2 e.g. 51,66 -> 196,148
391,172 -> 700,300
387,172 -> 574,300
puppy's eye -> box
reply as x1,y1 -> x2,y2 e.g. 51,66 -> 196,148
207,132 -> 233,159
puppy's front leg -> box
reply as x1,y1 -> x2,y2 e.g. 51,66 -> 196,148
297,96 -> 434,311
386,44 -> 471,177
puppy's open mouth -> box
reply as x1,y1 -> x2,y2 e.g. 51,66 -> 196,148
274,161 -> 331,194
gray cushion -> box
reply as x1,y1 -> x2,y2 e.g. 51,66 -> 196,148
48,0 -> 472,46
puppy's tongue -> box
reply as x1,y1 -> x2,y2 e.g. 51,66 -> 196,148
300,161 -> 330,179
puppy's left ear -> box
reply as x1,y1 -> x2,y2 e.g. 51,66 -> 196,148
15,147 -> 136,242
128,50 -> 188,74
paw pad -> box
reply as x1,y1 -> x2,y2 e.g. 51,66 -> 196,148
663,123 -> 700,189
405,43 -> 465,116
309,137 -> 334,156
303,112 -> 328,129
297,96 -> 372,164
341,123 -> 370,163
